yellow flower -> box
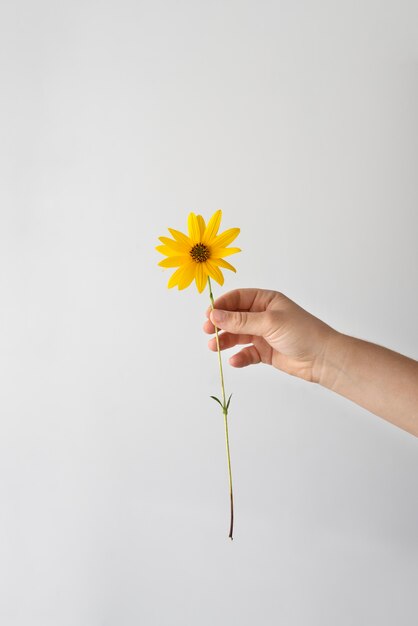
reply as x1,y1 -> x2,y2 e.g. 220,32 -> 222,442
156,210 -> 240,292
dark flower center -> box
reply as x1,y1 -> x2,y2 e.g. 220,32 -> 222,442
190,243 -> 210,263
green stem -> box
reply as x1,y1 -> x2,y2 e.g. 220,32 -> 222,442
208,276 -> 234,540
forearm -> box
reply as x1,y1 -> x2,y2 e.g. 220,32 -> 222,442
319,332 -> 418,436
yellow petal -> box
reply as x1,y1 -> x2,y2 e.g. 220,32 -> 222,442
188,213 -> 201,243
156,245 -> 181,257
158,256 -> 190,268
195,263 -> 208,293
167,266 -> 186,289
197,215 -> 206,239
211,246 -> 241,258
202,209 -> 222,244
168,228 -> 192,247
205,259 -> 224,286
211,257 -> 236,273
178,263 -> 197,290
158,236 -> 189,254
212,227 -> 240,248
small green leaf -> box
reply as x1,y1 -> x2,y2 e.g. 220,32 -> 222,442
210,396 -> 224,409
226,393 -> 233,410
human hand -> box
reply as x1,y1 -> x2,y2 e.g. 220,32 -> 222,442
203,288 -> 337,383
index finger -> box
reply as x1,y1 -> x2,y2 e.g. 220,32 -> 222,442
205,288 -> 276,319
205,289 -> 255,322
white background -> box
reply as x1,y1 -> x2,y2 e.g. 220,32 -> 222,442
1,1 -> 417,624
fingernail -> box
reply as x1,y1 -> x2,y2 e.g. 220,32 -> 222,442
211,309 -> 226,323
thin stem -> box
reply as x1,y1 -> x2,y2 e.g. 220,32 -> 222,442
208,276 -> 234,540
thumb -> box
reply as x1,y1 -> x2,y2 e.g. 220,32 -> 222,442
210,309 -> 272,337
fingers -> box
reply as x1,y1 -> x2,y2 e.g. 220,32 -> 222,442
207,332 -> 253,352
206,329 -> 263,367
209,288 -> 258,313
207,308 -> 275,337
229,346 -> 261,368
203,318 -> 216,334
205,288 -> 277,318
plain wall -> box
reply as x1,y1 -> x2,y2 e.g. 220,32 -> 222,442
1,1 -> 417,625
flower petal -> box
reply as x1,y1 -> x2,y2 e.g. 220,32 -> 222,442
167,266 -> 187,289
158,256 -> 190,268
195,263 -> 208,293
197,215 -> 206,239
188,213 -> 201,243
178,263 -> 196,290
168,228 -> 192,247
205,259 -> 224,286
211,246 -> 241,258
156,245 -> 182,257
212,227 -> 240,248
211,257 -> 237,273
158,236 -> 189,253
202,209 -> 222,244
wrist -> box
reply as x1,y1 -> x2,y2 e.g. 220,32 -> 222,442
315,330 -> 352,389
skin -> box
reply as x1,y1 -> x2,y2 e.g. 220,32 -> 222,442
203,288 -> 418,437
